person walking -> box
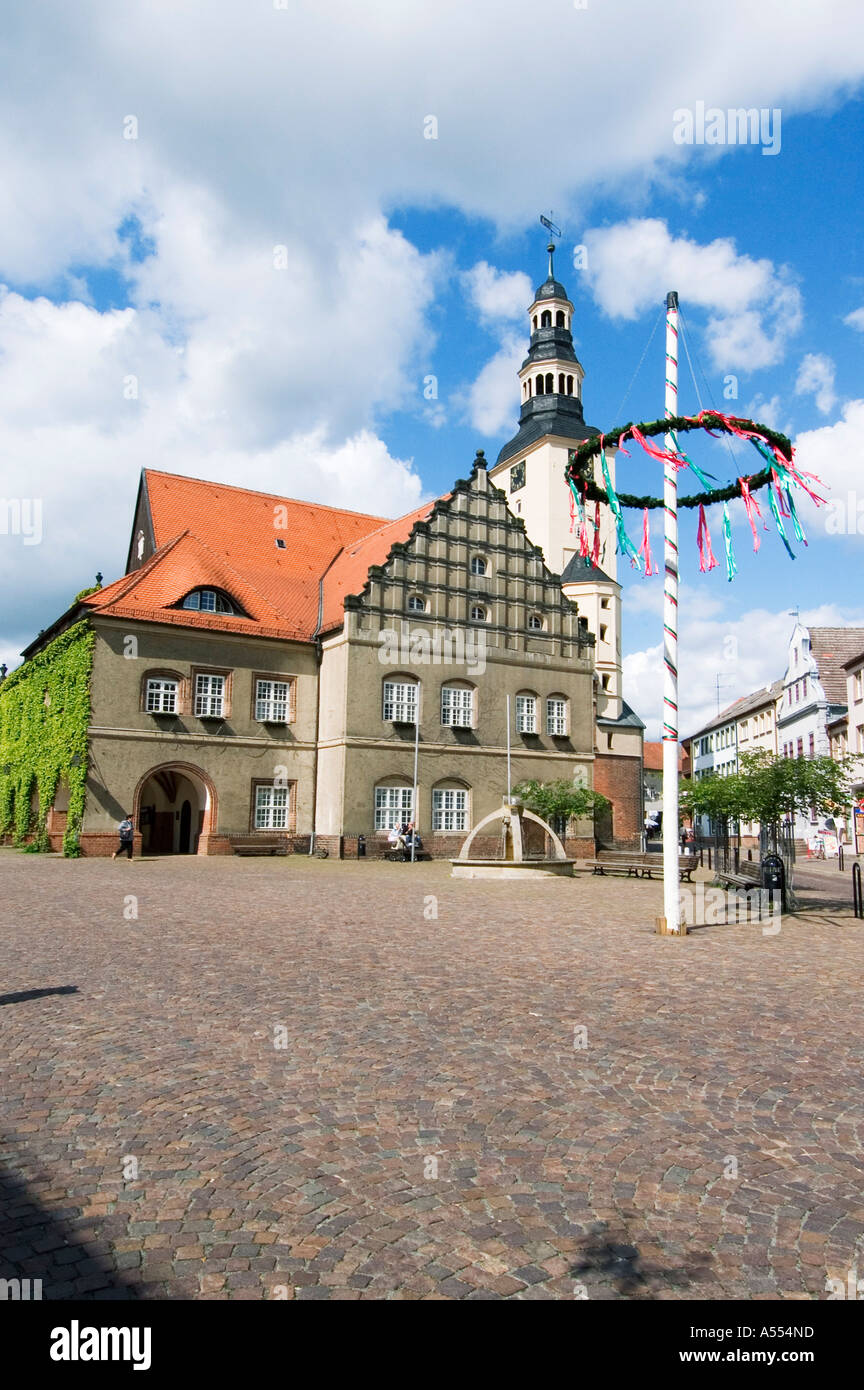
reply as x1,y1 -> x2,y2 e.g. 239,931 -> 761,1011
112,813 -> 135,860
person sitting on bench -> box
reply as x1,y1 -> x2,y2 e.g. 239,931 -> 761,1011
388,820 -> 411,854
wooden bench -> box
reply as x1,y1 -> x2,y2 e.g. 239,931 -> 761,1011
574,855 -> 695,881
715,859 -> 762,891
229,836 -> 288,857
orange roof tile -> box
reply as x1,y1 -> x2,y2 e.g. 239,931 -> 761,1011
81,470 -> 420,642
138,469 -> 392,640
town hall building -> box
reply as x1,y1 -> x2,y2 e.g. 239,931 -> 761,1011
0,251 -> 645,857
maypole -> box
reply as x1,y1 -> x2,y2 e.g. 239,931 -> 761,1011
661,291 -> 682,934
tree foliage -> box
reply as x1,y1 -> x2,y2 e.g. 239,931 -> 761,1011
681,749 -> 854,829
512,777 -> 609,825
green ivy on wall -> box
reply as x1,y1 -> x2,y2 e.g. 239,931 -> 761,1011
0,620 -> 94,856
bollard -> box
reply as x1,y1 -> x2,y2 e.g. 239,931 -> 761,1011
853,862 -> 863,920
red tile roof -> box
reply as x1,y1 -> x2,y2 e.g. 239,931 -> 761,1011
83,470 -> 433,643
642,741 -> 684,772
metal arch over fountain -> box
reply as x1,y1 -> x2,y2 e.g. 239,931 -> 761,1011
451,796 -> 575,879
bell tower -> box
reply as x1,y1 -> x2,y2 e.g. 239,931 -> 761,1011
488,243 -> 624,720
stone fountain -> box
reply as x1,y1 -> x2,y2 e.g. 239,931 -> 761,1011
451,796 -> 575,879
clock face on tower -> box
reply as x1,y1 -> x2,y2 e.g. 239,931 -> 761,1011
510,460 -> 526,492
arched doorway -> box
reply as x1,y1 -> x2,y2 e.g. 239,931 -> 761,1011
133,762 -> 216,856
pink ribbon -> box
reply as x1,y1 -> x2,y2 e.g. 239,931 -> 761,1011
637,508 -> 658,575
738,477 -> 764,553
696,504 -> 719,573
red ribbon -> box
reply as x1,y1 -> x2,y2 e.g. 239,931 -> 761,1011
696,504 -> 719,573
629,425 -> 688,470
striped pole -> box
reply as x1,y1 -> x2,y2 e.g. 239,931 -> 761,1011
661,291 -> 682,934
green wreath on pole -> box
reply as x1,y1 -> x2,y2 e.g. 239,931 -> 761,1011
566,410 -> 792,510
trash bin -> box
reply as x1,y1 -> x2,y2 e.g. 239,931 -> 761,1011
357,834 -> 366,859
761,853 -> 785,912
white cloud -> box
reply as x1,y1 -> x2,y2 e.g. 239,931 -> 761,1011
464,332 -> 525,436
843,306 -> 864,331
792,400 -> 864,535
583,219 -> 802,370
4,0 -> 864,651
745,393 -> 786,432
0,287 -> 425,670
795,352 -> 837,415
461,262 -> 533,323
624,597 -> 864,739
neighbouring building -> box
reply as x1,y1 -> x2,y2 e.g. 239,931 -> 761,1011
776,622 -> 864,848
830,648 -> 864,853
683,682 -> 781,844
642,741 -> 688,833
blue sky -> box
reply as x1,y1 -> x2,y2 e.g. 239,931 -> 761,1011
1,0 -> 863,735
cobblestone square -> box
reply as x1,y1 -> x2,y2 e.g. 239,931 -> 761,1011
1,850 -> 861,1300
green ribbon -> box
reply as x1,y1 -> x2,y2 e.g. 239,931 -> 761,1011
722,503 -> 737,582
785,485 -> 807,544
669,430 -> 717,491
600,447 -> 641,568
767,480 -> 796,559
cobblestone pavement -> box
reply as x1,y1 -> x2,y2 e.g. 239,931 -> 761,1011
1,849 -> 862,1301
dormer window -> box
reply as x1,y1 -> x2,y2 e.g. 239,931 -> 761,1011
275,538 -> 287,550
181,589 -> 235,614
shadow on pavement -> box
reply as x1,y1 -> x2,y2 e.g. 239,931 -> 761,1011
0,1164 -> 140,1301
0,986 -> 80,1007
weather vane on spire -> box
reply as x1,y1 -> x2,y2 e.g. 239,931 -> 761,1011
539,213 -> 562,278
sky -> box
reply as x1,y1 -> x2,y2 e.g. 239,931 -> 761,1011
1,0 -> 864,737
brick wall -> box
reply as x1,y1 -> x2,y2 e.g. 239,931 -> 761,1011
592,753 -> 643,849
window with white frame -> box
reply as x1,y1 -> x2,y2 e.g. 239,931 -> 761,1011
255,678 -> 291,723
194,673 -> 225,718
374,784 -> 414,830
527,613 -> 543,631
546,696 -> 567,736
182,588 -> 234,614
470,604 -> 487,622
441,685 -> 473,728
470,556 -> 487,576
515,694 -> 537,734
407,594 -> 427,613
255,783 -> 290,829
145,677 -> 178,714
382,679 -> 418,722
432,786 -> 468,832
